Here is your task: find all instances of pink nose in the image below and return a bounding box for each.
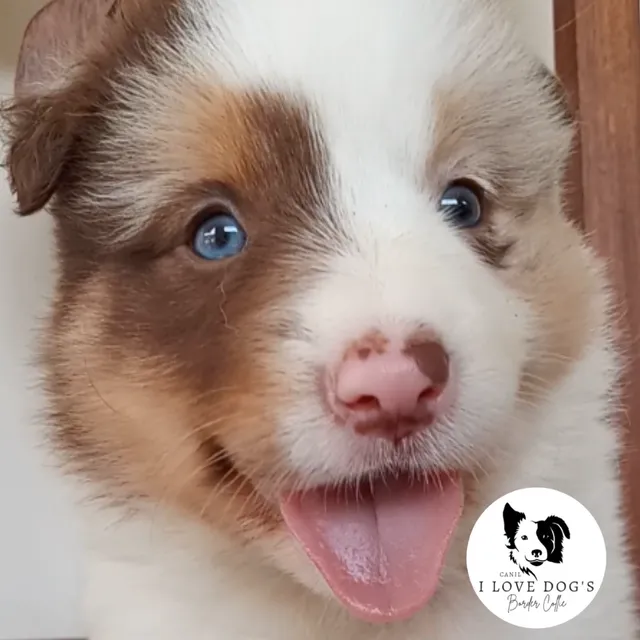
[328,335,450,442]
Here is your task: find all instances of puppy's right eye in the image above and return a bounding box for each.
[192,211,247,261]
[521,535,528,540]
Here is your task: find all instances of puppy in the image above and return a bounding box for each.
[2,0,637,638]
[503,503,570,578]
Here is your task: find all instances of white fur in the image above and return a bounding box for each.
[25,0,638,638]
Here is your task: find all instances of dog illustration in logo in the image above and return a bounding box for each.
[503,503,571,579]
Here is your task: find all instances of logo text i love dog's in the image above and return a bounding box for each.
[466,488,606,629]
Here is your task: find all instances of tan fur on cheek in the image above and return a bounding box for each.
[45,277,285,535]
[498,204,604,396]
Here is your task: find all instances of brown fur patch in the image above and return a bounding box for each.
[15,0,117,96]
[4,4,333,536]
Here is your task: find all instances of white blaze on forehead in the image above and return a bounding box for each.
[181,0,523,171]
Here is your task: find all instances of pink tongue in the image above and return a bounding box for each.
[280,474,463,624]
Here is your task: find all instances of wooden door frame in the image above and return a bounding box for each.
[554,0,640,589]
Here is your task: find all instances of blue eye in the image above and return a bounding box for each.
[439,182,484,228]
[192,213,247,260]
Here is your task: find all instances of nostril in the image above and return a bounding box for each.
[417,384,441,403]
[346,395,381,412]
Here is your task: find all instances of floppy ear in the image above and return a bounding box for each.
[542,515,570,563]
[2,0,116,216]
[503,503,525,546]
[545,515,570,540]
[4,90,80,216]
[15,0,117,98]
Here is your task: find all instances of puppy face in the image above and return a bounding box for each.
[509,519,550,566]
[3,0,600,624]
[504,503,571,569]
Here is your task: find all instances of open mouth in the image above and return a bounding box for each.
[280,471,464,624]
[527,559,545,566]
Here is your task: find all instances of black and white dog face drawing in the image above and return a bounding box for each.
[503,503,571,579]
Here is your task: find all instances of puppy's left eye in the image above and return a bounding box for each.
[521,535,528,540]
[192,212,247,261]
[439,181,484,228]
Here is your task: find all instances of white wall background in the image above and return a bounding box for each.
[0,64,85,639]
[0,2,554,638]
[510,0,555,69]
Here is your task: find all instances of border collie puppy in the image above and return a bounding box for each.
[2,0,637,638]
[503,503,571,578]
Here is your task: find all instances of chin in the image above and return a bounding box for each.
[2,0,638,638]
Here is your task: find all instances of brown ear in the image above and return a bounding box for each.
[15,0,118,97]
[3,90,83,216]
[3,0,117,216]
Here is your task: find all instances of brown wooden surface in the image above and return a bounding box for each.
[553,1,584,228]
[555,0,640,593]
